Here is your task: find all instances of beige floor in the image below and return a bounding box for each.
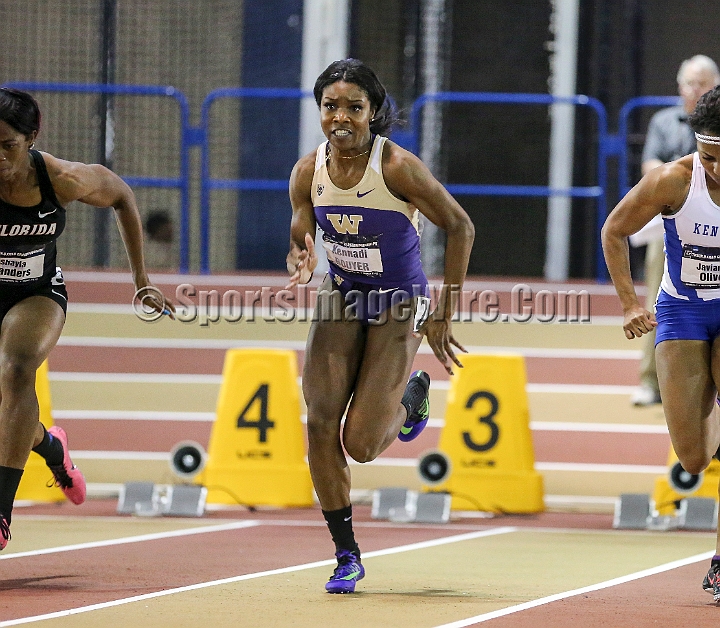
[8,516,712,628]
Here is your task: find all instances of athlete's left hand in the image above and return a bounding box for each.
[414,316,467,375]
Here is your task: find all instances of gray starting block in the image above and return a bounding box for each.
[372,488,451,524]
[163,485,208,517]
[613,493,651,529]
[680,497,718,531]
[413,492,452,524]
[117,482,157,515]
[371,488,413,520]
[117,483,207,517]
[614,493,718,531]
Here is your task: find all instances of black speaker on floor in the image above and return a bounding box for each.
[169,441,207,481]
[418,450,451,486]
[668,461,703,494]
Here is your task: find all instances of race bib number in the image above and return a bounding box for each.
[681,244,720,288]
[322,237,383,275]
[0,250,45,282]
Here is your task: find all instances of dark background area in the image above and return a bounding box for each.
[351,0,720,279]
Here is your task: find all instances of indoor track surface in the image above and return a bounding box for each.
[1,271,717,627]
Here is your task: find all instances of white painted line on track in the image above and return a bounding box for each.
[46,371,637,395]
[64,451,668,474]
[526,383,635,394]
[53,410,216,422]
[534,462,667,474]
[430,550,714,627]
[49,372,223,384]
[0,526,516,626]
[0,520,260,562]
[51,411,667,436]
[73,451,169,460]
[346,457,667,474]
[62,269,627,294]
[530,421,668,434]
[57,335,639,359]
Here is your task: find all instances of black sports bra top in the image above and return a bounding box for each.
[0,150,66,285]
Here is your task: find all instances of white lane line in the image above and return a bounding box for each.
[530,421,668,434]
[345,458,667,474]
[62,270,627,295]
[0,520,260,562]
[431,550,714,628]
[64,452,668,474]
[526,383,634,394]
[53,410,216,422]
[49,373,223,384]
[73,451,169,460]
[0,526,516,626]
[57,335,638,359]
[534,462,667,474]
[46,372,636,395]
[51,411,667,436]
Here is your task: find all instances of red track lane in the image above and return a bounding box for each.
[62,272,625,317]
[482,562,715,627]
[56,419,669,467]
[49,346,640,387]
[0,516,487,623]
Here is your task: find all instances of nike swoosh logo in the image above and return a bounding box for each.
[343,516,352,521]
[38,208,57,218]
[356,189,374,198]
[377,287,398,294]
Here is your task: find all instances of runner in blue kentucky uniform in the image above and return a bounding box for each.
[286,60,474,594]
[603,84,720,603]
[0,88,174,552]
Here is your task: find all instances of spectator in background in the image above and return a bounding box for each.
[630,54,720,406]
[144,210,175,270]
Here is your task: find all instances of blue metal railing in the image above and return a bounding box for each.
[1,81,193,273]
[617,96,682,198]
[409,92,610,279]
[4,83,647,280]
[199,87,313,274]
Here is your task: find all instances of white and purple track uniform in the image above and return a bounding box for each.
[311,135,428,322]
[656,152,720,343]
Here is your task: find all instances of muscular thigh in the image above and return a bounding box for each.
[345,299,423,434]
[656,339,715,451]
[302,277,366,424]
[0,296,65,366]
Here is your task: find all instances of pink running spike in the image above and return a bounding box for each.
[47,426,86,505]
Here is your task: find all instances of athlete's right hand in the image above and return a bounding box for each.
[622,305,657,339]
[285,233,318,289]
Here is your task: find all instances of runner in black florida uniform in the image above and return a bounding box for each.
[0,88,174,550]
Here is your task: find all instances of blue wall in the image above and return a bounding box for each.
[237,1,303,269]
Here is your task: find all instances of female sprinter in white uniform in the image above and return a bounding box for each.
[286,59,474,593]
[603,84,720,603]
